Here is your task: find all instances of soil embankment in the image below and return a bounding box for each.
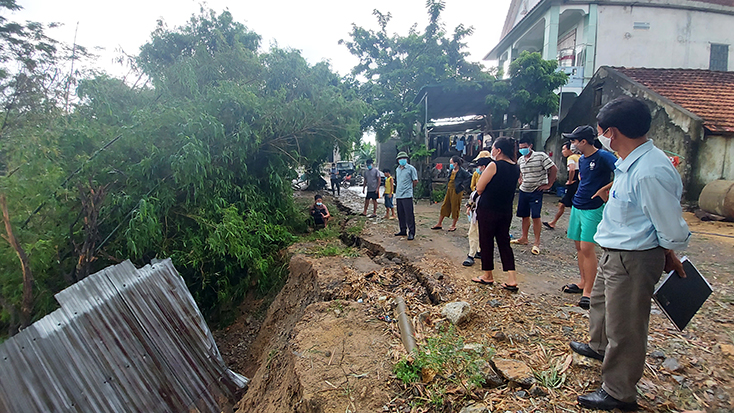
[220,188,734,412]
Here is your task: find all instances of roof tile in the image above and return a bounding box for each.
[614,67,734,133]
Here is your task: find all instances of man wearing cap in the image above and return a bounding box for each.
[562,125,617,310]
[571,97,690,411]
[394,151,418,240]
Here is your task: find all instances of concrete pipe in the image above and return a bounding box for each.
[698,180,734,220]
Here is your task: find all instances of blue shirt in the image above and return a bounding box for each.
[395,164,418,199]
[573,149,617,210]
[594,140,690,251]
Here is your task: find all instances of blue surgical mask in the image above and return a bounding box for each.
[449,163,455,170]
[398,159,407,166]
[367,165,373,170]
[316,202,322,206]
[519,148,530,156]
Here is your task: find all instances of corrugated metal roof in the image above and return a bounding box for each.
[0,259,248,413]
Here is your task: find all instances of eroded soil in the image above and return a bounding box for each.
[217,187,734,412]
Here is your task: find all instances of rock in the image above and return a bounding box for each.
[492,358,536,388]
[649,350,666,359]
[721,343,734,357]
[442,301,471,325]
[489,299,502,308]
[476,360,504,389]
[704,380,716,388]
[515,390,528,398]
[529,384,548,397]
[493,331,507,341]
[662,357,684,372]
[462,343,484,353]
[650,308,662,315]
[434,272,444,280]
[562,326,573,334]
[458,404,489,413]
[672,375,685,384]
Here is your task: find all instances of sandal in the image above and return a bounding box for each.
[471,277,494,285]
[542,222,555,230]
[463,256,475,266]
[510,239,528,245]
[578,296,590,310]
[447,227,457,232]
[531,246,541,255]
[431,225,443,230]
[501,283,519,292]
[562,284,583,294]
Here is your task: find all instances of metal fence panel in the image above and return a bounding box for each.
[0,259,247,413]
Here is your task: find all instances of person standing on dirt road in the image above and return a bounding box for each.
[570,97,690,411]
[561,125,617,310]
[543,141,580,230]
[431,156,472,232]
[361,159,381,218]
[394,152,418,241]
[471,137,521,292]
[329,163,340,196]
[512,136,557,256]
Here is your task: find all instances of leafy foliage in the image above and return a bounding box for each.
[341,0,494,143]
[506,51,568,125]
[0,8,366,334]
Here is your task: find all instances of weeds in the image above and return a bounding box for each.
[312,243,359,258]
[393,326,493,407]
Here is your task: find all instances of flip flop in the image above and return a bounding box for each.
[447,227,457,232]
[562,284,584,294]
[510,239,528,245]
[542,222,555,230]
[578,296,590,310]
[501,283,519,292]
[531,246,541,255]
[431,225,443,230]
[471,277,494,285]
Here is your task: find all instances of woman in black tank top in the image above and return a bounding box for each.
[471,137,521,292]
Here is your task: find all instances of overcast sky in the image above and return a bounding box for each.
[12,0,513,78]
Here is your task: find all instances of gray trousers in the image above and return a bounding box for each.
[589,247,665,403]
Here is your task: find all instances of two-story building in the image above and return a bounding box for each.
[485,0,734,143]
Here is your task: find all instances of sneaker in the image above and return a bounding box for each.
[462,256,475,266]
[407,234,415,240]
[394,232,407,236]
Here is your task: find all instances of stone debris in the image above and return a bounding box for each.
[441,301,471,325]
[458,404,489,413]
[492,358,536,388]
[662,357,684,372]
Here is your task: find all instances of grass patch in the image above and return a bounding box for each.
[302,226,340,241]
[312,243,359,258]
[393,326,493,408]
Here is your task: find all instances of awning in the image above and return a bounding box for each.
[413,82,495,120]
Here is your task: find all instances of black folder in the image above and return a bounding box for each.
[653,257,712,331]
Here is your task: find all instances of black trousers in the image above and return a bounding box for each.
[330,178,340,195]
[477,209,515,271]
[396,198,415,236]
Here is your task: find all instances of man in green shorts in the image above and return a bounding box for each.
[562,125,617,309]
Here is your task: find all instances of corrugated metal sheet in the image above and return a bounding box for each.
[0,259,248,413]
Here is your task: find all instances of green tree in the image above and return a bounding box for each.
[505,51,568,125]
[341,0,494,143]
[0,8,368,335]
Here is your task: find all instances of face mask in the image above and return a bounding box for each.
[398,159,407,166]
[449,163,455,170]
[316,202,322,206]
[519,148,530,156]
[570,144,578,153]
[478,166,485,173]
[367,165,373,170]
[597,133,613,152]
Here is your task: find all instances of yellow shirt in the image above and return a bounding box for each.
[384,176,394,195]
[470,170,481,192]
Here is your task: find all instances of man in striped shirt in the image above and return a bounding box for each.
[512,137,557,255]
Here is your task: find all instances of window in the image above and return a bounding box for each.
[710,44,729,71]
